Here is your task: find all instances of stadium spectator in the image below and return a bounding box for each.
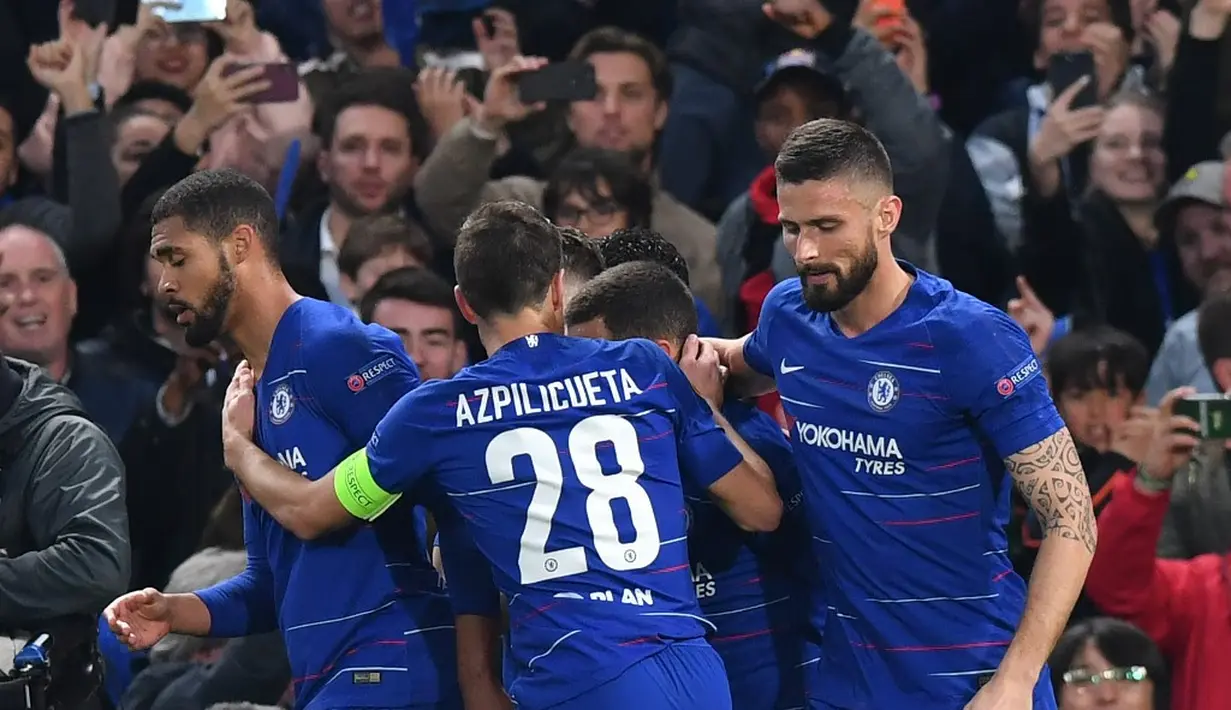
[1145,159,1231,404]
[1048,617,1169,710]
[337,212,434,305]
[0,223,155,443]
[413,26,728,322]
[358,266,468,382]
[280,67,431,305]
[0,344,129,708]
[542,147,653,238]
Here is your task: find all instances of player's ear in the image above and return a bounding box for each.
[454,285,480,325]
[653,339,675,360]
[230,225,255,264]
[876,195,903,238]
[549,270,566,313]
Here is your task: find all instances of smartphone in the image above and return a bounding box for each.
[1047,51,1099,110]
[516,61,598,104]
[1174,395,1231,439]
[146,0,227,24]
[221,63,301,104]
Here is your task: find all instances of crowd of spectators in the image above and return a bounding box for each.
[1,0,1230,708]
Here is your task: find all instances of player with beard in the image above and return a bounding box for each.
[706,119,1096,710]
[103,169,476,710]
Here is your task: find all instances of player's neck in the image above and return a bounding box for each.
[831,259,914,337]
[477,311,557,356]
[230,278,302,376]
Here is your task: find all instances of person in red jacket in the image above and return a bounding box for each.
[1085,386,1229,710]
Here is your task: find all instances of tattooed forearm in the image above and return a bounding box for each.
[1005,428,1097,555]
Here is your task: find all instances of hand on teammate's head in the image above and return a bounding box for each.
[679,334,725,408]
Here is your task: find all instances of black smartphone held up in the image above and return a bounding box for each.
[516,61,598,104]
[220,62,301,104]
[1174,395,1231,440]
[1047,51,1099,110]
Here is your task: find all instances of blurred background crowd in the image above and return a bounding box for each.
[1,0,1230,708]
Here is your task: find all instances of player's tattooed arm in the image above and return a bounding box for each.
[226,437,355,540]
[1004,427,1097,555]
[992,426,1096,691]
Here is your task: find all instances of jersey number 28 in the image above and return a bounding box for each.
[486,414,661,585]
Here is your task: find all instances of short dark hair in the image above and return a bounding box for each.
[566,261,698,346]
[105,102,167,148]
[569,27,672,100]
[542,148,653,229]
[559,226,606,283]
[1198,290,1231,381]
[597,227,689,286]
[337,214,433,280]
[775,118,893,189]
[359,266,464,336]
[1046,325,1150,397]
[1048,617,1169,710]
[314,67,430,161]
[113,79,194,115]
[151,169,279,253]
[454,201,562,319]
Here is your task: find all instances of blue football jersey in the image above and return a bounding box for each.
[341,333,746,709]
[196,299,461,709]
[685,400,814,710]
[743,266,1063,709]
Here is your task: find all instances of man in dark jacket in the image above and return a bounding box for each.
[0,355,129,708]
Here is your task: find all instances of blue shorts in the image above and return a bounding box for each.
[547,640,731,710]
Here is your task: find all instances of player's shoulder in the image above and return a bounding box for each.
[763,278,803,315]
[912,269,1025,349]
[598,336,672,366]
[291,298,405,363]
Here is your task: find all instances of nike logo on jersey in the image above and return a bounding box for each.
[780,359,805,374]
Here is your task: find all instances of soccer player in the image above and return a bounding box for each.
[565,260,816,710]
[596,227,723,337]
[707,120,1097,710]
[558,226,607,301]
[215,200,785,710]
[102,170,469,709]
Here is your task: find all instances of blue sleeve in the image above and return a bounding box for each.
[935,305,1065,458]
[364,389,436,495]
[694,297,722,337]
[194,497,279,637]
[303,323,421,447]
[743,279,795,377]
[433,500,501,617]
[643,343,744,490]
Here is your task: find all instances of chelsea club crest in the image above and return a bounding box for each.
[866,370,900,413]
[269,383,295,425]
